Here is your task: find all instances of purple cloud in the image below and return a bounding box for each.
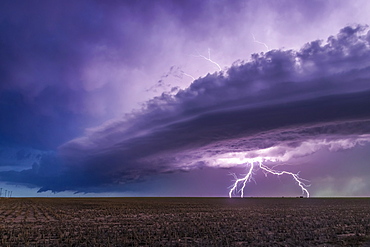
[2,25,369,193]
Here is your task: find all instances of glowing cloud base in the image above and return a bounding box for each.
[209,136,370,198]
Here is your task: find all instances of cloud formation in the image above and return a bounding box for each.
[1,25,370,193]
[2,0,370,151]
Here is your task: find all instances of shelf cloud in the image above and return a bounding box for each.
[2,25,370,193]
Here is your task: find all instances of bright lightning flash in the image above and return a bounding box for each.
[221,136,370,198]
[228,159,310,198]
[195,48,222,71]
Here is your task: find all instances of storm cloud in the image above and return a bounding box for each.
[2,25,369,193]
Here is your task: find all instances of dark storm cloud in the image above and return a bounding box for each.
[0,0,356,150]
[0,1,116,148]
[64,24,370,151]
[2,25,369,192]
[0,0,234,149]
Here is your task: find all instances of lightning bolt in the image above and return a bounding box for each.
[252,33,269,51]
[229,163,255,198]
[229,160,310,198]
[195,48,222,71]
[182,71,196,81]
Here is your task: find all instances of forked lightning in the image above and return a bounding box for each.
[229,160,310,198]
[196,48,222,71]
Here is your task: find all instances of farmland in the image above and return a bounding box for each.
[0,197,369,246]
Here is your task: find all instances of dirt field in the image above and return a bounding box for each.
[0,197,369,246]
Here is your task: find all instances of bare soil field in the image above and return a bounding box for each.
[0,197,369,246]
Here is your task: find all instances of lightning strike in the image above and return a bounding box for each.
[182,71,196,81]
[252,33,269,51]
[221,137,370,198]
[195,48,222,71]
[229,160,310,198]
[259,163,310,197]
[228,162,255,198]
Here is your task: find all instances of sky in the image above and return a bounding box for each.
[1,0,370,197]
